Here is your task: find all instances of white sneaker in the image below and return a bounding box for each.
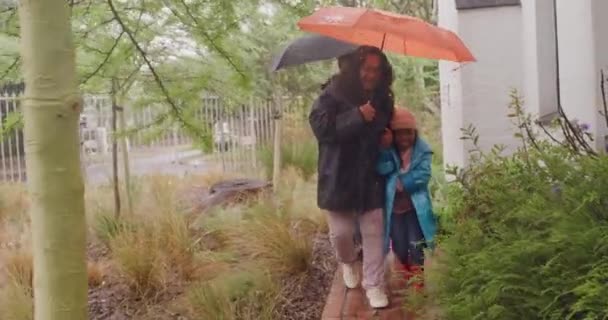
[366,287,389,309]
[342,263,360,289]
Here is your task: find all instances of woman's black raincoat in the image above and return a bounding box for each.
[309,79,393,213]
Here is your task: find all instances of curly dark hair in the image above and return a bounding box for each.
[323,46,394,106]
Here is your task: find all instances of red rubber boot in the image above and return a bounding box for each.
[392,259,410,290]
[409,265,425,292]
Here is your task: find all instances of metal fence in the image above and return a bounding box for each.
[0,88,287,183]
[0,91,25,182]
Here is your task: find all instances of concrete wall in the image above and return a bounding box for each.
[521,0,558,118]
[439,0,608,169]
[439,1,524,168]
[459,6,524,156]
[555,1,597,138]
[438,0,466,168]
[591,0,608,151]
[555,0,608,151]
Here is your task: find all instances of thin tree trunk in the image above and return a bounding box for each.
[18,1,88,319]
[118,105,133,215]
[111,78,121,218]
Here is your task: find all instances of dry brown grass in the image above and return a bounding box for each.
[0,185,33,320]
[0,184,29,225]
[219,191,317,277]
[0,170,330,320]
[188,268,278,320]
[87,261,105,288]
[229,212,313,276]
[3,248,33,289]
[106,175,205,296]
[147,175,179,213]
[110,225,164,295]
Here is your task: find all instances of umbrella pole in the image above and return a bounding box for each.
[380,33,386,50]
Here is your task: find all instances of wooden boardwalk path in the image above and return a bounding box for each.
[321,253,440,320]
[321,267,409,320]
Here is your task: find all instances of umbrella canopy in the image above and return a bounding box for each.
[270,34,358,72]
[297,7,475,62]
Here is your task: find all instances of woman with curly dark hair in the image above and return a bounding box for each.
[309,45,394,308]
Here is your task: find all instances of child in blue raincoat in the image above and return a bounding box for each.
[377,107,437,290]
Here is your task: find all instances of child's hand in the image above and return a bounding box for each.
[396,179,404,192]
[380,128,392,148]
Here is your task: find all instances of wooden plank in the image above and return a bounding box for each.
[321,269,346,319]
[322,266,407,320]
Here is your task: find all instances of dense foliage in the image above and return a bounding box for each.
[1,0,440,141]
[434,103,608,319]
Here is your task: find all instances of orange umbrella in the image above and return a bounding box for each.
[297,6,475,62]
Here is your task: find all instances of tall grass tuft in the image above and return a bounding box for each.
[93,213,132,246]
[154,209,197,280]
[226,198,314,277]
[108,174,200,294]
[110,227,163,295]
[148,175,178,213]
[109,213,199,295]
[110,194,199,294]
[188,269,277,320]
[3,249,33,289]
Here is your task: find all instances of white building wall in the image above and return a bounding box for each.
[438,0,466,168]
[439,0,608,169]
[555,0,597,139]
[440,0,608,168]
[522,0,558,118]
[591,0,608,151]
[458,7,524,156]
[439,3,524,168]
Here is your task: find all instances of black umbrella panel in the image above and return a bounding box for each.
[270,34,358,72]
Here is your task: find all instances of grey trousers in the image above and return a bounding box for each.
[326,208,385,290]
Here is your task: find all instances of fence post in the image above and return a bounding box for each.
[272,95,283,189]
[79,117,87,185]
[249,100,257,171]
[0,93,6,181]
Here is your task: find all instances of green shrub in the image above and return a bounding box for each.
[433,141,608,319]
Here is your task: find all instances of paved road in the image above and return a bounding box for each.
[84,149,217,185]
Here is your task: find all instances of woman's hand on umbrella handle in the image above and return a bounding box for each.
[359,101,375,122]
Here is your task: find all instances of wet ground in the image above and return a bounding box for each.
[83,148,218,185]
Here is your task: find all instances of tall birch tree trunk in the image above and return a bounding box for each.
[18,1,88,319]
[111,79,121,218]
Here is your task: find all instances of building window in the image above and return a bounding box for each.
[455,0,521,10]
